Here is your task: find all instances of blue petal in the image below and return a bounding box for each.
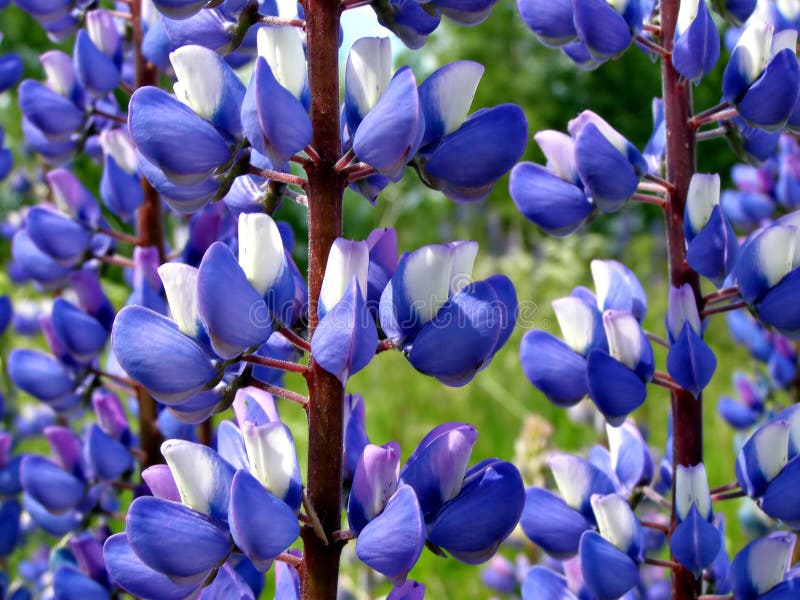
[0,500,21,556]
[86,424,133,481]
[8,349,74,403]
[670,504,722,576]
[572,0,633,61]
[356,486,425,581]
[241,57,312,167]
[672,0,720,83]
[516,0,576,47]
[519,487,591,558]
[52,299,108,362]
[311,279,378,384]
[141,465,181,502]
[0,53,23,93]
[215,421,250,472]
[521,566,578,600]
[762,578,800,600]
[18,80,83,140]
[353,66,421,181]
[151,0,209,19]
[401,423,476,516]
[100,154,143,219]
[74,30,119,96]
[197,241,272,359]
[574,122,638,212]
[25,206,91,265]
[200,564,256,600]
[126,496,231,578]
[229,469,300,570]
[53,567,109,600]
[128,86,231,185]
[718,396,759,429]
[666,322,717,398]
[348,442,401,533]
[579,531,640,600]
[111,305,219,404]
[387,580,426,600]
[686,205,738,287]
[586,349,647,426]
[757,267,800,338]
[519,330,588,407]
[103,534,201,600]
[22,493,80,536]
[510,162,593,236]
[274,558,300,600]
[407,280,503,386]
[761,456,800,527]
[20,455,84,512]
[738,49,800,132]
[427,459,524,564]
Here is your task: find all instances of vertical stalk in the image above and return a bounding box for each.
[300,0,347,597]
[660,1,703,599]
[131,0,165,470]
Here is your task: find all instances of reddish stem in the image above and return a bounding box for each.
[249,166,308,189]
[632,193,667,208]
[661,2,703,598]
[701,300,747,318]
[646,557,681,569]
[96,254,136,269]
[279,326,312,353]
[248,379,310,409]
[241,354,310,376]
[709,482,740,494]
[702,286,740,306]
[711,490,746,502]
[96,226,141,245]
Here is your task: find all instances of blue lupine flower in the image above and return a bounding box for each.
[510,130,594,236]
[8,349,75,406]
[673,0,720,83]
[0,296,11,337]
[379,241,517,386]
[666,284,717,397]
[722,22,800,131]
[521,260,652,424]
[18,79,84,143]
[73,27,119,97]
[311,238,378,383]
[99,128,143,219]
[644,100,666,173]
[516,0,576,48]
[731,532,798,599]
[710,0,756,25]
[670,464,721,576]
[568,111,647,213]
[50,298,108,363]
[718,372,767,429]
[415,61,528,201]
[521,566,577,600]
[347,442,401,534]
[572,0,647,63]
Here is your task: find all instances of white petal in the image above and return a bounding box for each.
[756,225,797,288]
[257,27,306,100]
[548,453,591,511]
[771,29,797,57]
[590,493,637,552]
[676,0,700,36]
[686,173,720,233]
[603,310,642,370]
[99,129,138,174]
[754,419,790,483]
[426,61,484,136]
[40,51,75,97]
[319,238,370,311]
[777,0,800,21]
[553,296,596,354]
[238,213,286,296]
[675,463,710,521]
[534,130,577,182]
[170,45,226,123]
[161,440,230,517]
[568,110,627,155]
[448,241,478,295]
[346,37,392,117]
[735,22,774,84]
[748,534,796,594]
[242,421,299,501]
[158,263,200,336]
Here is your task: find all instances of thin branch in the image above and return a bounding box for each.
[107,9,132,20]
[344,165,376,183]
[118,80,134,95]
[652,371,683,392]
[645,557,681,570]
[248,380,309,409]
[643,172,675,192]
[689,102,731,128]
[258,15,306,28]
[696,126,728,142]
[96,254,136,268]
[376,339,395,354]
[643,23,661,35]
[91,108,127,124]
[641,487,671,509]
[96,226,140,245]
[340,0,371,9]
[645,331,671,349]
[701,300,748,319]
[241,354,310,376]
[709,482,740,495]
[279,326,311,353]
[333,148,356,172]
[303,489,329,545]
[331,529,356,543]
[637,181,669,195]
[304,145,321,164]
[91,367,140,389]
[702,286,740,306]
[636,34,670,58]
[249,166,308,189]
[632,192,667,208]
[699,596,734,599]
[290,154,311,168]
[641,520,670,534]
[276,552,303,567]
[129,447,147,463]
[711,489,746,502]
[689,107,738,129]
[112,480,138,491]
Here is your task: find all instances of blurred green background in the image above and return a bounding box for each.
[0,1,774,597]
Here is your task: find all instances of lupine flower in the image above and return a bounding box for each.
[722,22,800,131]
[673,0,720,83]
[717,371,767,429]
[379,241,517,386]
[731,532,800,598]
[670,464,721,576]
[99,129,143,219]
[666,284,717,397]
[521,260,652,425]
[710,0,757,25]
[311,238,377,384]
